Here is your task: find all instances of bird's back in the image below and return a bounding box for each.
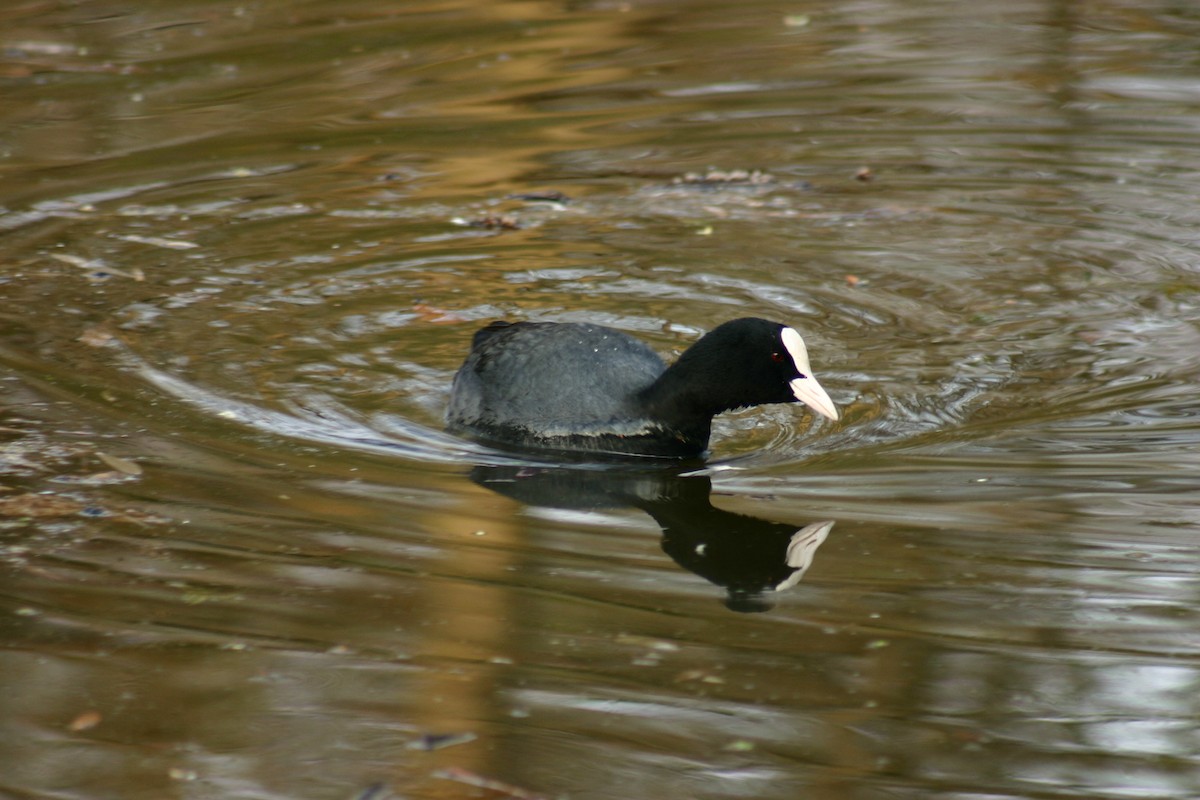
[446,321,667,441]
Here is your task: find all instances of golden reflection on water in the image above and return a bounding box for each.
[3,0,1200,798]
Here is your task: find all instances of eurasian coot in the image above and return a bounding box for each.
[446,317,838,457]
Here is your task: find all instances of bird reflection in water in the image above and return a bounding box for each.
[469,464,833,613]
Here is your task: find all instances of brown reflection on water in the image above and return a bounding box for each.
[404,482,523,797]
[4,0,1200,798]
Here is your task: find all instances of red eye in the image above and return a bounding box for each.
[771,352,786,363]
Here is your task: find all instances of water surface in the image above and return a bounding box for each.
[2,1,1199,798]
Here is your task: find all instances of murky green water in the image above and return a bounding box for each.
[3,1,1200,798]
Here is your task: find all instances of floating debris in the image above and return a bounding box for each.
[675,669,725,685]
[615,634,680,652]
[406,731,477,751]
[673,169,775,186]
[7,40,81,57]
[350,783,392,800]
[115,233,200,250]
[50,253,144,281]
[854,166,874,182]
[411,303,465,323]
[0,491,165,524]
[48,253,97,269]
[466,213,520,230]
[51,471,139,487]
[77,327,116,348]
[96,451,143,476]
[433,767,546,800]
[723,739,756,752]
[68,710,102,732]
[507,190,570,204]
[0,492,86,518]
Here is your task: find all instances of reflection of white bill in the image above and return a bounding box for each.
[775,520,835,592]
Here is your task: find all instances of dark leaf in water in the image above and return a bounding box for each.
[508,190,570,204]
[349,782,391,800]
